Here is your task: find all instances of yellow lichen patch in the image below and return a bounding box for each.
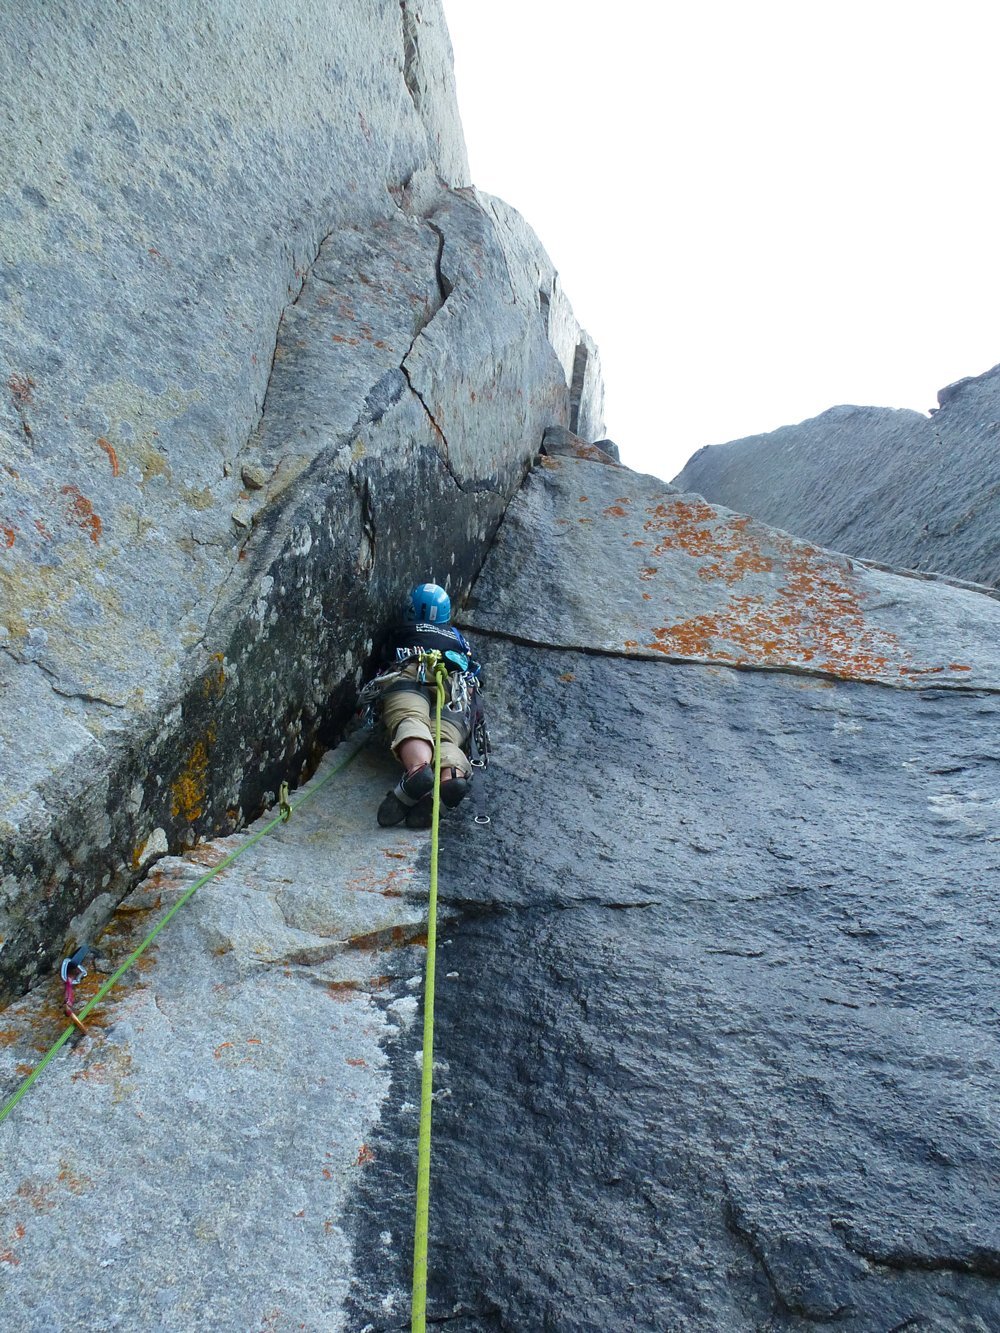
[182,485,214,510]
[170,727,216,822]
[202,652,226,701]
[135,442,171,484]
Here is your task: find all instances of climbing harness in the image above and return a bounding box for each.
[360,641,491,826]
[411,655,447,1333]
[0,732,370,1128]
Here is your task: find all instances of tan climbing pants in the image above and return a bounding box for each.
[380,664,472,778]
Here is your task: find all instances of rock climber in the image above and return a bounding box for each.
[362,581,482,830]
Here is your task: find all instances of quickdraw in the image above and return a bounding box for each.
[60,944,96,1033]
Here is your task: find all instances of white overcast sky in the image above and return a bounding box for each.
[444,1,1000,481]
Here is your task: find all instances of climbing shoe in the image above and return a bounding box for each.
[376,764,435,827]
[376,790,408,827]
[404,795,434,829]
[440,774,469,809]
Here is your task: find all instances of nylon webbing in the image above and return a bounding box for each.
[411,659,447,1332]
[0,732,369,1127]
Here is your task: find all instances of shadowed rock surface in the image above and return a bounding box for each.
[672,365,1000,589]
[0,1,603,1002]
[349,643,1000,1330]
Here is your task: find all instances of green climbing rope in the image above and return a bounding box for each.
[0,732,370,1127]
[411,658,448,1332]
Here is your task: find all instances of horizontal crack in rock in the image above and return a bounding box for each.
[832,1219,1000,1280]
[461,624,1000,695]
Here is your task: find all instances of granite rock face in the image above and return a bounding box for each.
[468,455,1000,691]
[2,455,998,1328]
[0,1,603,1002]
[0,738,436,1330]
[350,458,1000,1328]
[672,364,1000,589]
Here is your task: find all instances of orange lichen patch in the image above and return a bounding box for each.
[623,639,638,650]
[33,518,51,540]
[699,548,774,585]
[57,1164,91,1195]
[170,728,215,822]
[0,1249,20,1266]
[646,543,908,680]
[949,663,972,671]
[97,437,120,475]
[331,334,360,346]
[644,497,720,559]
[558,672,576,682]
[578,495,589,502]
[642,593,652,601]
[603,504,628,518]
[7,373,34,406]
[345,860,415,899]
[346,1057,367,1067]
[59,485,102,544]
[326,981,361,1001]
[578,517,593,524]
[1,525,14,548]
[182,837,226,869]
[632,540,646,547]
[639,567,658,581]
[356,1144,375,1166]
[567,441,618,463]
[15,1180,56,1213]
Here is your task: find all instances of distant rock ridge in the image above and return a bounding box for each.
[672,362,1000,588]
[0,1,603,1003]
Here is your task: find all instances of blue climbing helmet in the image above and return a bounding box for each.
[403,581,451,625]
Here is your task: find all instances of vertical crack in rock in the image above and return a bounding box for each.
[352,470,376,574]
[399,1,422,112]
[427,219,452,302]
[569,341,589,435]
[538,285,551,334]
[252,229,333,439]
